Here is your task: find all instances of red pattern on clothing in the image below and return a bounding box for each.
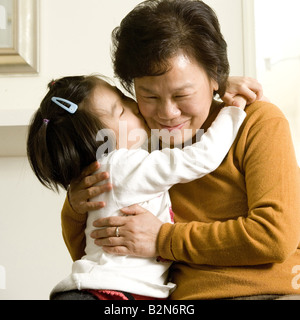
[88,289,166,300]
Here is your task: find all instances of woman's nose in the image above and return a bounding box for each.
[157,99,181,120]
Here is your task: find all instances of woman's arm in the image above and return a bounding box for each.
[61,196,87,261]
[61,161,112,260]
[159,108,300,265]
[68,162,112,215]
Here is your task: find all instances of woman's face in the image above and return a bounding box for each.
[134,54,218,146]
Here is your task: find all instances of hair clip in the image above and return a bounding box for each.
[51,97,78,114]
[43,119,50,124]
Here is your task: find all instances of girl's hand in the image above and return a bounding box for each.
[68,161,112,214]
[223,76,264,107]
[90,204,163,258]
[228,95,247,110]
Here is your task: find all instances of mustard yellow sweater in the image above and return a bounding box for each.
[61,101,300,300]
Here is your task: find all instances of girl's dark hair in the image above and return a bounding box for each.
[112,0,229,97]
[27,75,106,192]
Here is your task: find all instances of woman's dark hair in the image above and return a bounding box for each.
[27,75,106,192]
[112,0,229,97]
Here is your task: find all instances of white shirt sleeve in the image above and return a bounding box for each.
[105,106,246,205]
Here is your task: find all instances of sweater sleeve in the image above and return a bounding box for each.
[158,109,300,266]
[61,195,87,261]
[113,107,246,206]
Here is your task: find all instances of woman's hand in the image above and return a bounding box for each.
[223,76,264,107]
[68,161,112,215]
[90,204,163,258]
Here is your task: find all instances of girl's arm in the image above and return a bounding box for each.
[223,76,264,107]
[110,106,246,207]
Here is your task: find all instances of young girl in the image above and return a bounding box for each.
[27,75,246,300]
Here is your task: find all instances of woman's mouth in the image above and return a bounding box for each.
[159,121,188,132]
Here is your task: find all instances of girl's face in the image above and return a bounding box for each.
[134,54,218,146]
[89,80,149,149]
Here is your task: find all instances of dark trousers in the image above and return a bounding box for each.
[50,290,98,300]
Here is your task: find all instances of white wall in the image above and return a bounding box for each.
[254,0,300,164]
[0,158,69,299]
[0,0,245,300]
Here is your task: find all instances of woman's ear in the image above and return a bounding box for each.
[212,78,219,92]
[211,78,219,93]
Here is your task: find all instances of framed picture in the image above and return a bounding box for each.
[0,0,39,74]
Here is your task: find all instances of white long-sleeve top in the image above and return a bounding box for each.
[51,106,246,298]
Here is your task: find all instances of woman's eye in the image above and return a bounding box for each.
[145,96,157,100]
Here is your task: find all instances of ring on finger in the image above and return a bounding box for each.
[115,226,120,237]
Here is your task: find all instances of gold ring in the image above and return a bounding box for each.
[115,226,120,237]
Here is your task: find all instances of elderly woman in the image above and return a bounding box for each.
[61,0,300,300]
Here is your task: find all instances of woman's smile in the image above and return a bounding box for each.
[157,120,189,132]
